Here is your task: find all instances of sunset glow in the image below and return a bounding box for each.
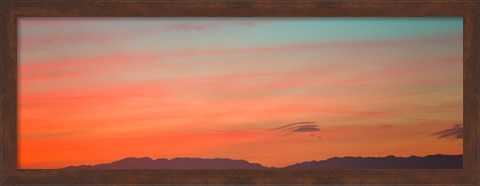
[19,18,463,169]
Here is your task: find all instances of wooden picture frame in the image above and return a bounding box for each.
[1,1,478,185]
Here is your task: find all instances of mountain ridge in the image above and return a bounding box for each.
[64,157,266,169]
[63,154,462,169]
[285,154,462,169]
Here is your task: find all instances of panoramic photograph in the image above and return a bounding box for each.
[18,18,463,169]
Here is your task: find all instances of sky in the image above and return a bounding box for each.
[18,18,463,169]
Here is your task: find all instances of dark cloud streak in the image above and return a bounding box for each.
[272,122,317,131]
[291,127,320,132]
[280,124,318,132]
[273,122,321,134]
[432,123,463,140]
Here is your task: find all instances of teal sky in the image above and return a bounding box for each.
[20,18,462,63]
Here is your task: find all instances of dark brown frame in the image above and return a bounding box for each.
[1,0,479,185]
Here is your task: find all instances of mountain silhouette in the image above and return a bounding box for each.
[285,154,462,169]
[63,154,462,169]
[64,157,266,169]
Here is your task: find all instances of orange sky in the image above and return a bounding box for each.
[18,18,463,169]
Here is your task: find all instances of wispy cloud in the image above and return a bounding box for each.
[290,127,320,133]
[272,122,317,130]
[432,123,463,140]
[273,122,320,134]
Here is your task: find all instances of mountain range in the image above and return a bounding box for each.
[285,154,462,169]
[64,157,265,169]
[64,154,462,169]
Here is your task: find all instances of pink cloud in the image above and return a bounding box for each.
[21,32,461,85]
[334,56,462,86]
[20,21,262,50]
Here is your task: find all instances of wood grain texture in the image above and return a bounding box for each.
[1,1,18,186]
[463,2,480,184]
[0,4,3,186]
[0,0,478,185]
[1,1,473,17]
